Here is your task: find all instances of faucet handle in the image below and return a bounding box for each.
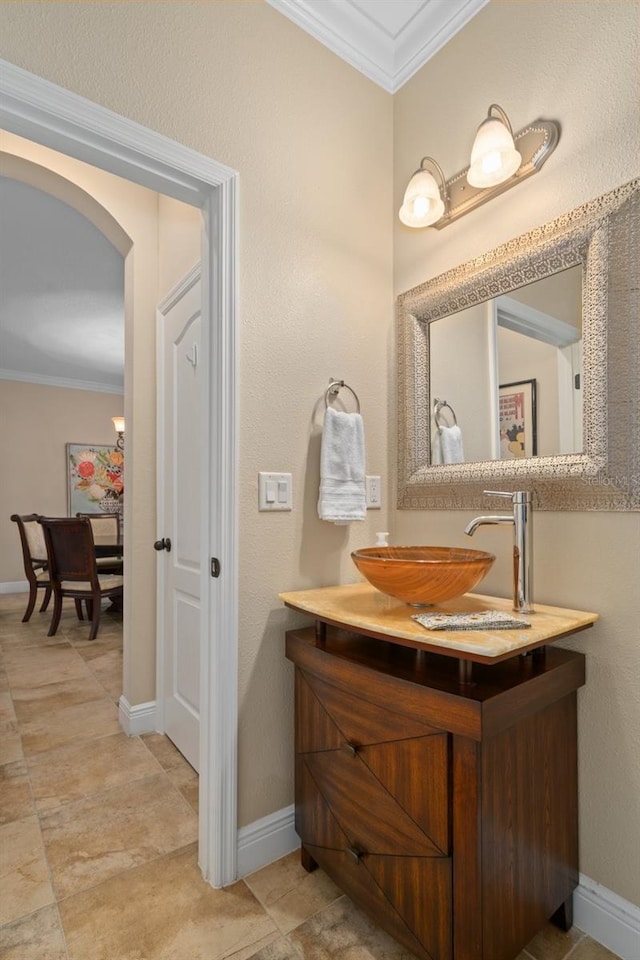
[484,490,533,503]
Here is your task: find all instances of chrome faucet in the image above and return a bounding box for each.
[464,490,534,614]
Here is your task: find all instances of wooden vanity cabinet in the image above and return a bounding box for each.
[286,626,586,960]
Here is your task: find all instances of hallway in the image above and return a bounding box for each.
[0,592,619,960]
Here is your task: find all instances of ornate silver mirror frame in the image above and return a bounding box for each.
[397,179,640,511]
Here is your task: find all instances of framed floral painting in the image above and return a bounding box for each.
[66,443,124,516]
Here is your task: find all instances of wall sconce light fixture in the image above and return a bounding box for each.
[112,416,125,451]
[398,103,559,230]
[467,103,522,188]
[399,157,447,228]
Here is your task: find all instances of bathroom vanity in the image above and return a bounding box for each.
[281,584,597,960]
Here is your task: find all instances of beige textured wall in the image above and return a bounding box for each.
[158,195,201,297]
[497,327,559,457]
[509,266,583,331]
[393,1,640,906]
[0,1,394,826]
[1,381,123,582]
[0,130,160,708]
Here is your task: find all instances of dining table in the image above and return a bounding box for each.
[94,541,124,611]
[94,543,124,559]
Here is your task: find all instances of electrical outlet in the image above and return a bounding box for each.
[366,475,382,508]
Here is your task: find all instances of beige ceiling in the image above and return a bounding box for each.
[0,177,124,394]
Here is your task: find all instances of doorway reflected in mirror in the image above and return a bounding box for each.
[429,265,582,463]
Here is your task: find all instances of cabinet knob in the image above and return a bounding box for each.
[345,846,362,864]
[342,741,358,758]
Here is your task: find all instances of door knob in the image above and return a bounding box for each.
[154,538,172,552]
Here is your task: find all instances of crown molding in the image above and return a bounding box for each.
[0,368,124,395]
[265,0,488,93]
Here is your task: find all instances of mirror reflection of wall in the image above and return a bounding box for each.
[429,265,583,464]
[429,303,496,463]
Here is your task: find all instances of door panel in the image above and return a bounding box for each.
[159,277,201,771]
[174,594,200,712]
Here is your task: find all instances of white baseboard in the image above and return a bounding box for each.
[574,874,640,960]
[237,804,298,878]
[0,581,29,594]
[118,696,158,736]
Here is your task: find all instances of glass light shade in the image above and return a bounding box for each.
[467,116,522,188]
[112,416,125,434]
[399,169,445,228]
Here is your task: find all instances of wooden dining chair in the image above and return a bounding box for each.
[39,517,123,641]
[10,513,52,622]
[76,513,122,574]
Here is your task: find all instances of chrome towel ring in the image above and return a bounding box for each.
[433,398,458,428]
[325,379,361,414]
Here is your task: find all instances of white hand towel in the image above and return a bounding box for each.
[431,430,443,465]
[318,408,366,524]
[432,425,464,465]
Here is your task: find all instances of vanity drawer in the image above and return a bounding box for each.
[303,841,452,960]
[295,668,444,753]
[303,744,449,856]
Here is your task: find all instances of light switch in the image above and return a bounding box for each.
[259,472,293,511]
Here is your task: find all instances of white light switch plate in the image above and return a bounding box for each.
[259,472,292,511]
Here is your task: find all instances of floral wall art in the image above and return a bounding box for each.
[66,443,124,516]
[498,379,538,459]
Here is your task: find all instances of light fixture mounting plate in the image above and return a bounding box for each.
[434,120,559,229]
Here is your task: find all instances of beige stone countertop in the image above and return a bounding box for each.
[279,582,598,663]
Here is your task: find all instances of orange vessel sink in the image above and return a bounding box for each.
[351,545,495,606]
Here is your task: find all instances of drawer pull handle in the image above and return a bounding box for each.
[345,846,362,864]
[342,741,358,757]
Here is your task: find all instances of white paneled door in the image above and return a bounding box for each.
[157,271,202,771]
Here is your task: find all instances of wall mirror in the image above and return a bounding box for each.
[397,179,639,511]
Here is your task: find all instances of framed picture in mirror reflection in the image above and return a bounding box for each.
[498,379,537,459]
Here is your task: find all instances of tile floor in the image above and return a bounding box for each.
[0,591,622,960]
